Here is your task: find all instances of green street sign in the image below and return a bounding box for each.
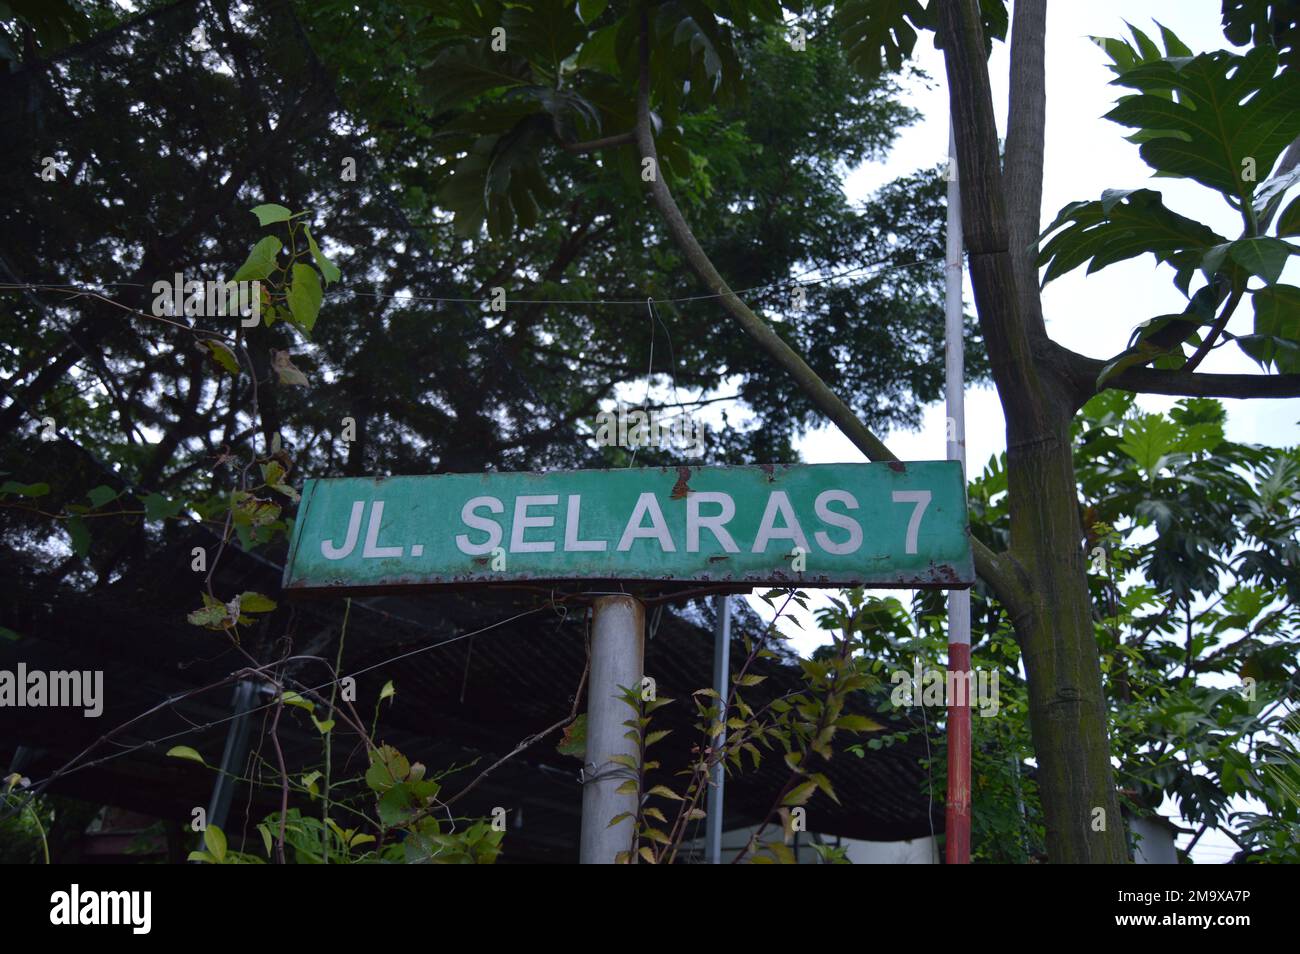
[282,462,973,595]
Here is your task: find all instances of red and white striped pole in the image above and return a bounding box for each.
[944,123,972,864]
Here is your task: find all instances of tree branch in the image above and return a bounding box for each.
[1004,0,1048,339]
[559,131,635,153]
[1182,285,1244,374]
[1047,339,1300,399]
[630,10,1027,617]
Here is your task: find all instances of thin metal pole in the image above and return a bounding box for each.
[705,594,730,863]
[206,678,257,833]
[580,595,645,864]
[944,122,972,865]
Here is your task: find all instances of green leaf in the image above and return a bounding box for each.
[1118,414,1181,481]
[230,490,280,528]
[379,680,396,702]
[835,714,884,732]
[365,744,410,793]
[232,235,282,283]
[1241,284,1300,373]
[187,592,231,629]
[85,484,117,509]
[66,516,90,557]
[418,40,531,113]
[204,824,227,862]
[783,781,818,807]
[577,0,607,25]
[576,21,619,73]
[0,481,50,498]
[1103,44,1300,206]
[1227,237,1293,285]
[835,0,928,75]
[1039,189,1226,291]
[287,263,322,335]
[142,492,183,523]
[765,840,797,864]
[202,339,241,377]
[303,227,340,285]
[250,203,293,226]
[166,745,207,765]
[279,690,314,712]
[556,713,587,758]
[1277,194,1300,237]
[237,591,277,613]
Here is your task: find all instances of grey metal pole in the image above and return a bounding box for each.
[206,678,257,833]
[944,125,971,660]
[705,594,730,863]
[580,595,645,864]
[944,121,973,863]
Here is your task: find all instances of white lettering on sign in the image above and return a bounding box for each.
[444,489,929,556]
[752,491,809,553]
[321,500,364,560]
[511,495,558,553]
[363,501,404,558]
[617,492,675,552]
[456,496,504,555]
[565,495,606,552]
[891,490,931,554]
[813,490,861,555]
[326,487,932,562]
[687,491,739,553]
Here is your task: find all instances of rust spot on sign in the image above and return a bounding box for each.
[888,461,906,472]
[670,465,692,500]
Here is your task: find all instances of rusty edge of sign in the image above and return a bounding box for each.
[281,564,975,600]
[281,477,317,594]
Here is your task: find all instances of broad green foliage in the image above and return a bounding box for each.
[176,690,503,864]
[1040,23,1300,380]
[412,0,783,238]
[234,206,338,337]
[837,395,1299,862]
[594,587,884,864]
[830,0,1007,75]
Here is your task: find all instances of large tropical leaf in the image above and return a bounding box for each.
[1038,188,1227,291]
[833,0,1006,76]
[418,40,532,113]
[1239,283,1300,372]
[1102,40,1300,207]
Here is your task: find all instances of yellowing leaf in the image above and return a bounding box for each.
[167,745,207,765]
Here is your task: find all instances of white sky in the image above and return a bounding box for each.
[753,0,1296,864]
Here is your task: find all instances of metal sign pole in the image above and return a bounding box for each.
[705,594,730,863]
[579,594,645,864]
[944,122,972,865]
[206,677,257,833]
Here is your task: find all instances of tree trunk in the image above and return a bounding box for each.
[1005,401,1127,862]
[937,0,1128,861]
